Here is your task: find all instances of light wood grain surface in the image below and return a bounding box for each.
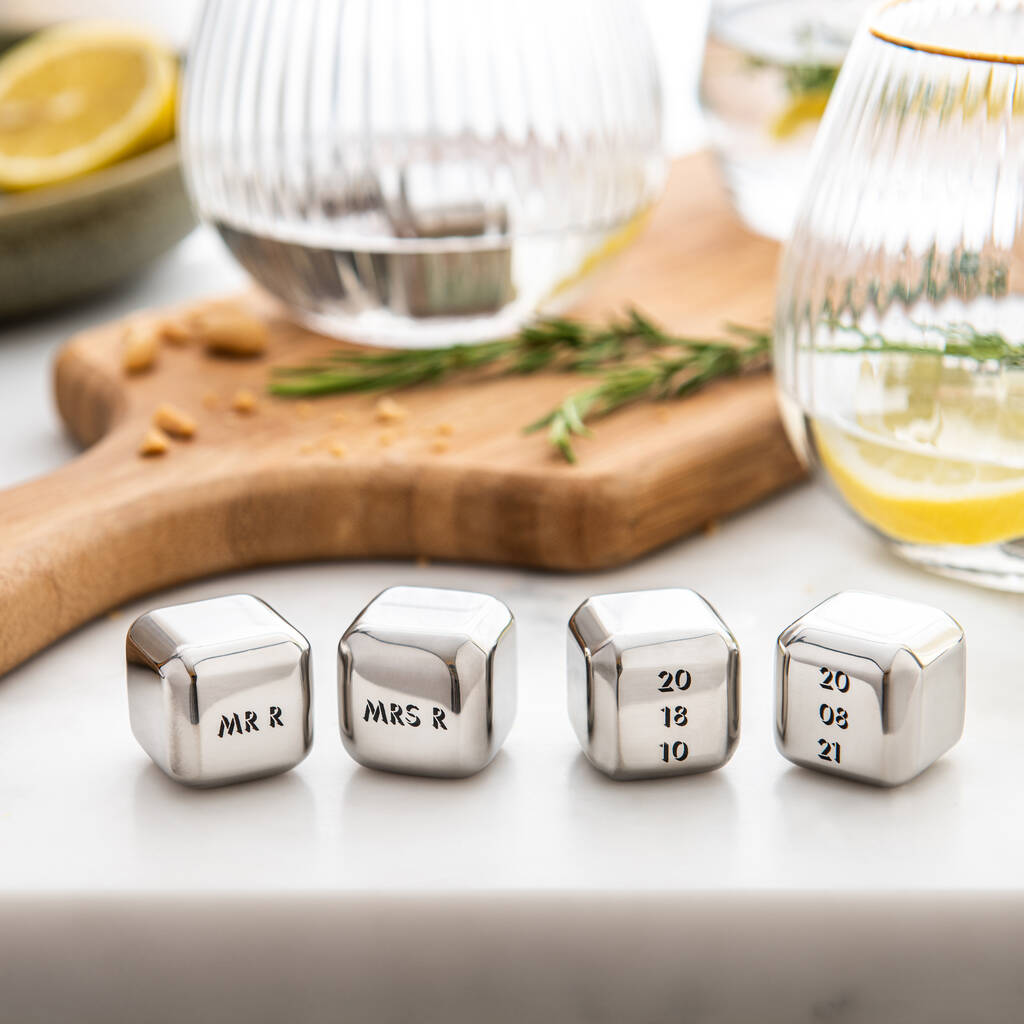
[0,153,804,677]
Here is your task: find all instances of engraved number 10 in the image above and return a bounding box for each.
[660,741,689,762]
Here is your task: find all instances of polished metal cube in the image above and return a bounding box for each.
[775,591,965,786]
[338,586,516,778]
[567,589,740,780]
[126,594,313,787]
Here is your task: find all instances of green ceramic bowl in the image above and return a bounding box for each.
[0,139,196,320]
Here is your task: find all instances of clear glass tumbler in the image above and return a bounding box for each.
[776,0,1024,590]
[700,0,870,240]
[180,0,665,347]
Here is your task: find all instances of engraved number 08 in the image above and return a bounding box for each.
[819,704,849,729]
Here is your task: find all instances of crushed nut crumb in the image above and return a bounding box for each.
[331,411,350,426]
[416,555,431,568]
[655,408,671,423]
[435,422,455,436]
[299,441,316,455]
[138,427,170,456]
[121,323,160,374]
[231,389,258,414]
[703,520,720,537]
[295,401,314,420]
[374,397,408,423]
[193,305,269,358]
[328,441,348,458]
[159,317,192,346]
[430,439,450,454]
[153,402,196,439]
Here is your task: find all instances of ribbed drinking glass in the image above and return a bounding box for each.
[776,0,1024,590]
[700,0,871,240]
[180,0,665,347]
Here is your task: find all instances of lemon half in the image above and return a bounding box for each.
[815,420,1024,547]
[0,21,176,191]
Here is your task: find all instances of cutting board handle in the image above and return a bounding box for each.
[0,439,191,677]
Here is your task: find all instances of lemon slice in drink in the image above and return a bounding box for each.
[814,419,1024,546]
[0,22,176,191]
[769,90,831,140]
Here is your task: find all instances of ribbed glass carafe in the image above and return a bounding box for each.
[181,0,665,347]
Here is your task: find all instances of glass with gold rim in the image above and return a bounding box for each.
[775,0,1024,590]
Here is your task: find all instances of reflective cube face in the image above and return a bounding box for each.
[775,591,965,786]
[568,589,740,780]
[338,586,516,778]
[126,595,313,787]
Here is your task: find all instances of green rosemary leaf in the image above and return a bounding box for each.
[270,310,772,462]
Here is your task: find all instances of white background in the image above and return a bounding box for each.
[4,6,1024,1020]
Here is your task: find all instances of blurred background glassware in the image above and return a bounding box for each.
[700,0,870,240]
[775,0,1024,591]
[181,0,666,348]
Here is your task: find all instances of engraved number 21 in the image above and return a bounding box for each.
[818,739,841,764]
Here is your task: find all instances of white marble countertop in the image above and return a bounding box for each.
[2,227,1024,1024]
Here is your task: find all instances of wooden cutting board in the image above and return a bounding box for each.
[0,153,804,677]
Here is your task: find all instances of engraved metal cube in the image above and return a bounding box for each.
[567,589,740,780]
[775,591,965,786]
[338,586,516,778]
[126,594,313,787]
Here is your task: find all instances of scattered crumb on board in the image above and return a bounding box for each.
[374,397,408,424]
[193,305,269,358]
[138,427,170,456]
[121,323,160,374]
[231,389,258,414]
[153,402,196,439]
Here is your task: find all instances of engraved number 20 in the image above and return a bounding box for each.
[658,669,691,692]
[819,667,850,693]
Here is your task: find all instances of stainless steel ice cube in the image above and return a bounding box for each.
[568,589,740,780]
[338,586,516,778]
[775,591,965,786]
[126,594,313,787]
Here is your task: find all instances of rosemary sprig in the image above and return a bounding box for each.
[745,54,839,99]
[525,327,771,462]
[269,311,771,463]
[830,321,1024,365]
